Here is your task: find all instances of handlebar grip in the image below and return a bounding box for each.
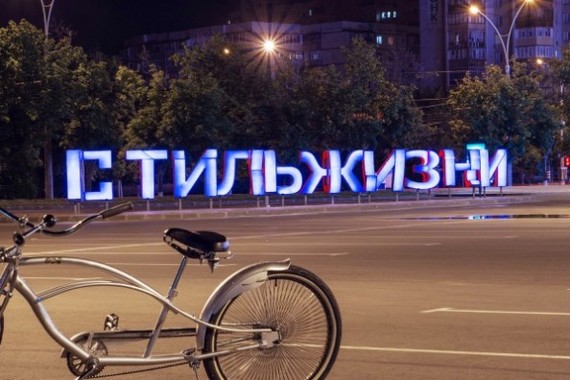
[99,202,134,219]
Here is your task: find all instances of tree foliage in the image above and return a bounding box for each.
[448,63,562,183]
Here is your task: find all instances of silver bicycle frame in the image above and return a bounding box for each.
[7,255,291,369]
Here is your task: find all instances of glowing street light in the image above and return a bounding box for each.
[262,39,276,54]
[469,0,533,79]
[261,38,278,79]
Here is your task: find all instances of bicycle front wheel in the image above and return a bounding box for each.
[203,265,342,380]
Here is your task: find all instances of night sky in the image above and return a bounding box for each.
[1,0,234,54]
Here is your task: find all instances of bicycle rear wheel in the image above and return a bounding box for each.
[203,265,341,380]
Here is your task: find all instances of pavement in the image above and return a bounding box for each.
[2,184,569,223]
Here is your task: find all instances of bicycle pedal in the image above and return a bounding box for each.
[104,313,119,331]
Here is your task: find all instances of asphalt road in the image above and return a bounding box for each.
[2,192,570,379]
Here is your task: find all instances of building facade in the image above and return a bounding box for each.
[420,0,561,93]
[123,0,567,93]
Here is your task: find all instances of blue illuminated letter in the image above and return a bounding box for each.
[376,149,406,191]
[173,150,218,197]
[66,150,113,200]
[217,150,249,196]
[126,150,168,199]
[405,150,440,190]
[300,152,327,194]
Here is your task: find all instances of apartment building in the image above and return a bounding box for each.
[123,0,565,93]
[420,0,559,93]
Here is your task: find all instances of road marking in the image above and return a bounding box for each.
[236,251,350,256]
[421,307,570,316]
[340,345,570,360]
[28,242,163,255]
[26,276,102,281]
[106,262,235,267]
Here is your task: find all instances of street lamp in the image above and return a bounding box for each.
[262,39,276,54]
[261,38,277,79]
[469,0,533,79]
[39,0,57,199]
[39,0,56,38]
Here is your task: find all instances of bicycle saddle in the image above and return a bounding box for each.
[163,228,229,258]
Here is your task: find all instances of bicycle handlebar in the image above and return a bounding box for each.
[0,202,133,262]
[41,202,134,237]
[99,202,135,219]
[0,202,134,240]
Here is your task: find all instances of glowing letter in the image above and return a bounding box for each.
[439,149,456,187]
[300,151,327,194]
[276,167,303,195]
[248,150,264,195]
[66,150,113,200]
[84,151,113,200]
[173,149,218,197]
[322,150,342,193]
[66,150,83,200]
[405,150,440,190]
[218,150,249,196]
[263,150,302,195]
[341,150,365,192]
[489,149,508,186]
[479,149,508,187]
[464,149,482,187]
[126,150,168,199]
[263,150,278,194]
[362,151,377,192]
[376,149,406,191]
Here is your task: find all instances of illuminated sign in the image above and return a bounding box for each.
[66,148,508,200]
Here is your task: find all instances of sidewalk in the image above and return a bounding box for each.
[3,184,567,223]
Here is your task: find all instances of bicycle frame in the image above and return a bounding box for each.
[2,252,291,370]
[0,203,292,378]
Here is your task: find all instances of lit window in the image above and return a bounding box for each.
[376,34,383,45]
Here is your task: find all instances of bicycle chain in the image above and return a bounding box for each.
[85,360,196,379]
[78,332,201,379]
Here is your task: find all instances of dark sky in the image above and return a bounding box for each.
[1,0,234,54]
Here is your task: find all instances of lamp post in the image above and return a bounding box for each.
[40,0,56,38]
[39,0,56,199]
[469,0,532,79]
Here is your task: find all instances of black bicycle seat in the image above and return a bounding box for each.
[164,228,229,255]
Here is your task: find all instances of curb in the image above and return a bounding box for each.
[18,193,536,223]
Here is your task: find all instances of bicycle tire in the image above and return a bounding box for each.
[203,265,342,380]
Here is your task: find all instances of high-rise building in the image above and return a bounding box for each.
[420,0,559,93]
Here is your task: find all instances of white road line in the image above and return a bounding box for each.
[236,251,350,256]
[27,242,163,255]
[26,277,102,281]
[421,307,570,316]
[105,263,235,267]
[340,345,570,360]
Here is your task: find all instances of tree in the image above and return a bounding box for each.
[448,64,562,183]
[552,48,570,168]
[61,58,142,193]
[0,20,86,198]
[0,21,46,197]
[341,36,422,154]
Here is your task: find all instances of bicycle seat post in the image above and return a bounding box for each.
[143,255,189,358]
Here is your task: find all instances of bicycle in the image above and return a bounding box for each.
[0,203,342,379]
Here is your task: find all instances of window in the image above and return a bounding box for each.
[376,10,398,21]
[376,34,383,45]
